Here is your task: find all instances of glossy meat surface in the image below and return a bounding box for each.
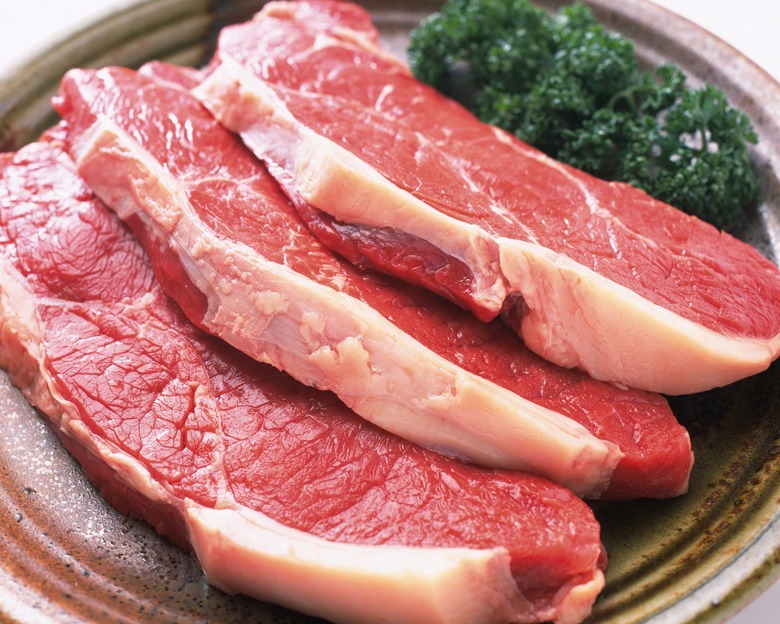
[54,63,693,500]
[0,140,606,624]
[203,0,780,394]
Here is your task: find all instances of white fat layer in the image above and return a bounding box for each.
[0,266,603,624]
[498,238,780,395]
[0,236,604,624]
[195,58,507,315]
[71,117,622,498]
[0,262,43,365]
[0,282,604,624]
[185,503,605,624]
[195,59,780,395]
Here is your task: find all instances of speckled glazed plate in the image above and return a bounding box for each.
[2,1,780,622]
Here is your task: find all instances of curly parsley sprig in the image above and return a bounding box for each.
[408,0,759,230]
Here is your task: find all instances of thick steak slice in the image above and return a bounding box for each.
[198,0,780,395]
[54,63,693,500]
[0,140,607,624]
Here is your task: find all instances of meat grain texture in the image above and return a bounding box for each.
[53,61,692,500]
[198,0,780,395]
[0,140,606,624]
[2,1,777,623]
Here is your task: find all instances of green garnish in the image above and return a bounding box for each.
[408,0,759,230]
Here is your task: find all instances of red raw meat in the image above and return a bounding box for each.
[0,140,606,624]
[200,0,780,395]
[53,63,693,500]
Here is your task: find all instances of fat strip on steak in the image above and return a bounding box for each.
[0,139,608,624]
[53,63,693,500]
[196,0,780,395]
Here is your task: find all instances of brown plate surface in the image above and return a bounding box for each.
[2,1,780,622]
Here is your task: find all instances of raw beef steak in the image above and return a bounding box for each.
[199,0,780,395]
[0,139,607,624]
[54,63,693,500]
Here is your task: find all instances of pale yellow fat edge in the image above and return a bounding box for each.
[174,209,621,498]
[71,117,621,498]
[0,271,604,624]
[498,238,780,395]
[196,59,508,314]
[0,143,607,624]
[194,60,780,395]
[0,283,603,624]
[185,503,605,624]
[292,130,778,395]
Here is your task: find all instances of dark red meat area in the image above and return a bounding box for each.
[292,201,492,321]
[53,65,691,500]
[1,141,604,579]
[215,10,780,342]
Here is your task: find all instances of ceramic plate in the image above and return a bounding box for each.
[2,1,780,622]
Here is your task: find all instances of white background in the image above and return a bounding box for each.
[0,1,779,623]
